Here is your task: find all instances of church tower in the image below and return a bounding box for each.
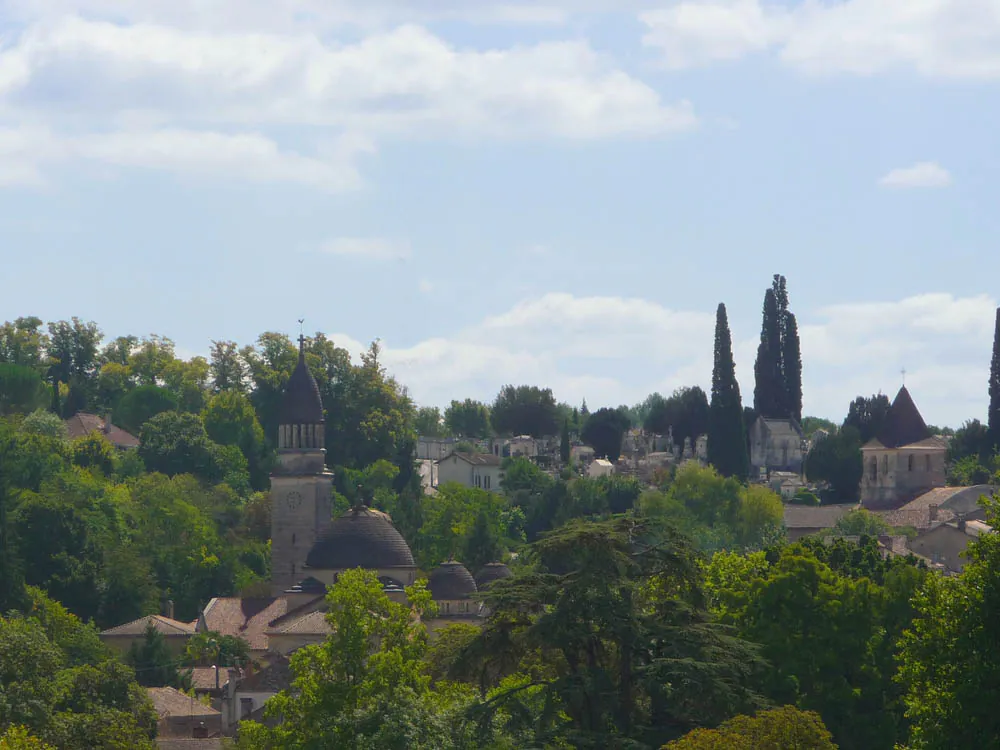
[270,336,333,594]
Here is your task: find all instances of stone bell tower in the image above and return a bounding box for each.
[270,335,333,594]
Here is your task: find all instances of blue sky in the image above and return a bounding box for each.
[1,0,999,427]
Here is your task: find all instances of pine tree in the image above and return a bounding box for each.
[754,288,783,418]
[709,304,749,479]
[989,307,1000,455]
[784,312,802,423]
[560,418,571,464]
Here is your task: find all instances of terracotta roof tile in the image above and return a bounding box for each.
[268,610,331,636]
[783,504,855,529]
[188,667,226,692]
[238,655,293,692]
[147,687,220,719]
[155,740,223,750]
[200,597,290,652]
[64,412,140,448]
[101,615,196,637]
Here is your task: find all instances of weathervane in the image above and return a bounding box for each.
[297,318,305,352]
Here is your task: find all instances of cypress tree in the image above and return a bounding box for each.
[709,303,749,479]
[753,288,783,418]
[784,312,802,423]
[989,307,1000,454]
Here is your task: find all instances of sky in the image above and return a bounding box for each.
[1,0,999,428]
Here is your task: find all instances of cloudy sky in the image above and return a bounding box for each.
[2,0,999,427]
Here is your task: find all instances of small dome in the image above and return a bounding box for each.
[474,562,512,591]
[306,507,415,570]
[428,561,477,601]
[279,345,324,425]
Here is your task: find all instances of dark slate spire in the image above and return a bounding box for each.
[278,335,324,425]
[875,386,931,448]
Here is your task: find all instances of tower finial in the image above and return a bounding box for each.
[297,319,305,359]
[901,367,907,386]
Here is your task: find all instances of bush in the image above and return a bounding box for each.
[789,491,820,506]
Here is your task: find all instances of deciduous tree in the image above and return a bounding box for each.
[444,399,492,438]
[580,406,630,461]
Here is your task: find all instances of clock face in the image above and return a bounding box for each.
[285,491,303,510]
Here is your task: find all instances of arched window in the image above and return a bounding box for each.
[870,458,877,481]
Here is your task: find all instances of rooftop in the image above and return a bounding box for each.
[101,614,196,637]
[278,340,324,425]
[306,506,416,571]
[439,451,502,467]
[872,386,932,449]
[199,597,296,652]
[147,687,221,719]
[64,412,139,448]
[783,504,856,529]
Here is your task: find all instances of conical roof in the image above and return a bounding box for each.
[875,386,931,448]
[305,507,415,570]
[279,338,324,425]
[428,561,477,600]
[474,562,512,591]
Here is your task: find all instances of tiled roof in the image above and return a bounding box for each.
[238,655,293,692]
[875,508,950,531]
[101,614,196,637]
[200,597,292,651]
[188,667,226,692]
[783,504,856,529]
[874,386,931,449]
[441,452,502,466]
[147,687,220,719]
[306,507,416,570]
[268,610,331,636]
[428,561,477,600]
[64,412,139,448]
[758,418,804,439]
[278,348,324,425]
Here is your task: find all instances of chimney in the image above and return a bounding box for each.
[165,599,175,620]
[192,722,208,739]
[929,504,938,522]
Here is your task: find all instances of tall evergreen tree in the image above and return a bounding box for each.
[709,304,750,479]
[989,307,1000,454]
[783,311,802,423]
[753,289,783,418]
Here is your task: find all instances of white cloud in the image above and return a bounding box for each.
[0,17,695,139]
[319,290,998,428]
[0,126,364,189]
[879,161,952,189]
[320,237,412,261]
[641,0,1000,79]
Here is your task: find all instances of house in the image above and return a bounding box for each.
[416,436,458,461]
[64,412,139,449]
[220,656,292,734]
[782,504,856,541]
[769,471,805,500]
[875,485,996,530]
[147,686,222,739]
[907,519,991,574]
[749,417,805,477]
[570,444,595,464]
[99,614,196,655]
[197,596,311,655]
[587,458,614,479]
[435,451,503,491]
[860,386,947,510]
[508,436,537,458]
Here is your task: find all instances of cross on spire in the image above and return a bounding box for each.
[297,319,305,357]
[901,367,907,386]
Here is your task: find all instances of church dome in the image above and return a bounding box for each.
[474,562,512,591]
[305,507,415,571]
[427,561,477,601]
[279,342,324,425]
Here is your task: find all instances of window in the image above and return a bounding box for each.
[882,455,888,475]
[485,474,491,490]
[908,455,914,472]
[925,455,931,472]
[870,458,877,481]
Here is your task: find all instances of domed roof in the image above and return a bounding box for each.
[474,562,512,591]
[428,561,477,601]
[305,507,415,570]
[279,340,324,425]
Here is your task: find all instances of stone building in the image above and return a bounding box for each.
[425,561,481,630]
[435,451,503,490]
[269,336,334,594]
[749,417,805,478]
[860,386,947,510]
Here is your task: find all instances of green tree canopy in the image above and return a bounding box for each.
[491,385,558,438]
[444,399,492,438]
